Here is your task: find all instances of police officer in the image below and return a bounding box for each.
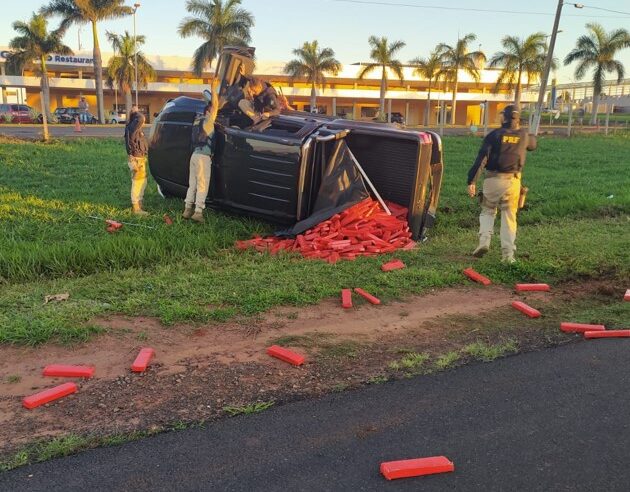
[237,78,281,126]
[467,105,537,263]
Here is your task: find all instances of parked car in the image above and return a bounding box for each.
[58,108,98,124]
[106,110,127,124]
[149,47,444,241]
[0,103,39,123]
[373,112,405,124]
[53,107,68,119]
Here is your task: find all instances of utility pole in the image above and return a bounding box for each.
[532,1,582,134]
[133,3,141,108]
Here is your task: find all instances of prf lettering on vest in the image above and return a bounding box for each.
[502,135,520,144]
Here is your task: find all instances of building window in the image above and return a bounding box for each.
[304,105,327,114]
[360,107,378,118]
[336,106,353,118]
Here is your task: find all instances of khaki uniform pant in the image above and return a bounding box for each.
[479,174,521,258]
[185,152,212,212]
[128,156,148,205]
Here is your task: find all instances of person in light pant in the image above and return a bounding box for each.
[124,106,149,215]
[183,78,220,223]
[467,105,537,263]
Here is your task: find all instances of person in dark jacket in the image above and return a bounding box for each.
[124,106,149,215]
[467,105,537,263]
[237,78,281,126]
[183,78,220,223]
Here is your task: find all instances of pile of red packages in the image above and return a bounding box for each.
[235,198,416,264]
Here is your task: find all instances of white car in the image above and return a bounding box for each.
[107,110,127,124]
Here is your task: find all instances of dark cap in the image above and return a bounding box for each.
[501,105,519,120]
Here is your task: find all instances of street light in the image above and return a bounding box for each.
[133,3,141,108]
[532,1,582,134]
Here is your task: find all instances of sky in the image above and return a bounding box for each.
[1,0,630,84]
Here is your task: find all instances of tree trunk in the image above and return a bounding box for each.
[379,66,386,120]
[310,83,317,113]
[514,69,522,110]
[92,21,105,124]
[40,56,53,122]
[424,83,432,126]
[125,89,133,121]
[590,91,600,125]
[450,77,458,125]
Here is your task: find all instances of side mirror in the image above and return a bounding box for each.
[153,112,159,118]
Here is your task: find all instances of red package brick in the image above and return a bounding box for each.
[354,288,381,305]
[512,301,541,318]
[560,322,606,333]
[266,345,305,366]
[381,260,406,272]
[23,382,77,410]
[131,348,155,373]
[584,330,630,339]
[43,365,95,379]
[515,283,550,292]
[463,268,492,286]
[234,199,414,263]
[341,289,353,309]
[381,456,454,480]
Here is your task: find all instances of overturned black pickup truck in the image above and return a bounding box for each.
[148,47,444,240]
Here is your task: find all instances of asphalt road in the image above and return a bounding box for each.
[2,340,630,491]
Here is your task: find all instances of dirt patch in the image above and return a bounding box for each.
[0,282,613,459]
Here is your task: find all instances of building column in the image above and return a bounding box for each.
[353,101,358,120]
[78,70,83,80]
[1,87,7,104]
[332,97,337,117]
[405,101,410,125]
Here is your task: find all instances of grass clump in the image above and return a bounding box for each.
[462,339,519,362]
[389,352,430,372]
[320,340,360,359]
[434,351,461,370]
[223,401,275,417]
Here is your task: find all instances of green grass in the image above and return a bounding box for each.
[0,135,628,345]
[223,401,275,417]
[389,352,430,372]
[319,340,360,359]
[0,435,91,472]
[462,340,519,362]
[434,351,461,370]
[0,426,188,472]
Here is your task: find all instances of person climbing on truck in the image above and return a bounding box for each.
[182,77,220,223]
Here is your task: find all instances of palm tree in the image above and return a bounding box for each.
[41,0,133,123]
[436,34,486,124]
[358,36,406,121]
[409,50,443,125]
[488,33,548,109]
[178,0,254,76]
[106,31,155,119]
[7,13,72,122]
[564,23,630,124]
[283,41,341,113]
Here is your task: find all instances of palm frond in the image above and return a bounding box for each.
[357,63,379,80]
